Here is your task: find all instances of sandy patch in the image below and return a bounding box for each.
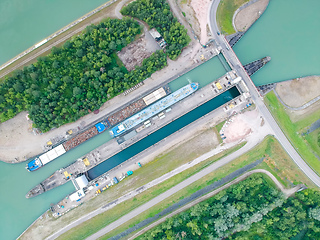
[220,109,268,144]
[276,76,320,108]
[235,0,269,32]
[222,116,252,143]
[178,0,201,39]
[0,112,42,162]
[191,0,211,44]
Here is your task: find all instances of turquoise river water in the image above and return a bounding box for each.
[0,0,319,239]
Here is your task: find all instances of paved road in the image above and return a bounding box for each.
[208,0,320,187]
[86,138,264,240]
[45,2,320,239]
[46,97,252,240]
[273,89,320,111]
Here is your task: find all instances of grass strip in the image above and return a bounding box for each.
[20,128,222,239]
[100,136,315,239]
[217,0,250,35]
[56,143,245,240]
[0,1,118,80]
[304,129,320,157]
[264,91,320,175]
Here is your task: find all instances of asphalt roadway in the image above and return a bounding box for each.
[86,138,262,240]
[208,0,320,187]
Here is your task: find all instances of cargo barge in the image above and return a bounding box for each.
[26,86,170,172]
[26,83,198,197]
[26,122,108,172]
[110,83,199,137]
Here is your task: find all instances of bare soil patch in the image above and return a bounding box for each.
[117,33,159,71]
[220,109,269,144]
[0,112,41,162]
[178,0,201,41]
[276,76,320,108]
[234,0,269,32]
[190,0,211,44]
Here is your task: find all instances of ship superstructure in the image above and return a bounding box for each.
[110,83,199,137]
[26,122,108,172]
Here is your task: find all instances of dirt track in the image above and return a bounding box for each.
[276,76,320,108]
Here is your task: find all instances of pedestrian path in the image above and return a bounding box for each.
[273,89,320,111]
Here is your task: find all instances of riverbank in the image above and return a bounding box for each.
[217,0,269,35]
[0,0,207,164]
[234,0,269,32]
[0,0,118,79]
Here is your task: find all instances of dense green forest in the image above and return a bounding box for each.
[230,188,320,240]
[0,17,167,132]
[138,174,320,240]
[121,0,191,60]
[138,174,285,239]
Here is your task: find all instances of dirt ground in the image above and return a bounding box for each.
[178,0,211,45]
[178,0,201,41]
[276,76,320,108]
[234,0,269,32]
[117,31,160,71]
[190,0,211,44]
[220,108,268,144]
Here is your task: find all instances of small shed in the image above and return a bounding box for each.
[72,175,89,190]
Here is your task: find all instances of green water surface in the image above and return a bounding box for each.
[233,0,320,85]
[0,0,110,66]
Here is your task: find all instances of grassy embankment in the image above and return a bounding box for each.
[265,91,320,174]
[56,133,315,240]
[217,0,250,35]
[0,1,118,81]
[21,127,228,239]
[99,136,316,240]
[55,134,243,239]
[305,128,320,157]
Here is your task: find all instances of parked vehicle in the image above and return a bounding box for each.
[113,177,119,184]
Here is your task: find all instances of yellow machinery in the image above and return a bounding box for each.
[83,157,90,166]
[63,171,71,179]
[215,82,222,90]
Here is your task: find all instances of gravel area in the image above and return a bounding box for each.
[190,0,211,44]
[234,0,269,32]
[275,76,320,108]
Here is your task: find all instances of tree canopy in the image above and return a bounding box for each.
[0,17,167,132]
[138,174,320,240]
[138,174,286,239]
[121,0,191,60]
